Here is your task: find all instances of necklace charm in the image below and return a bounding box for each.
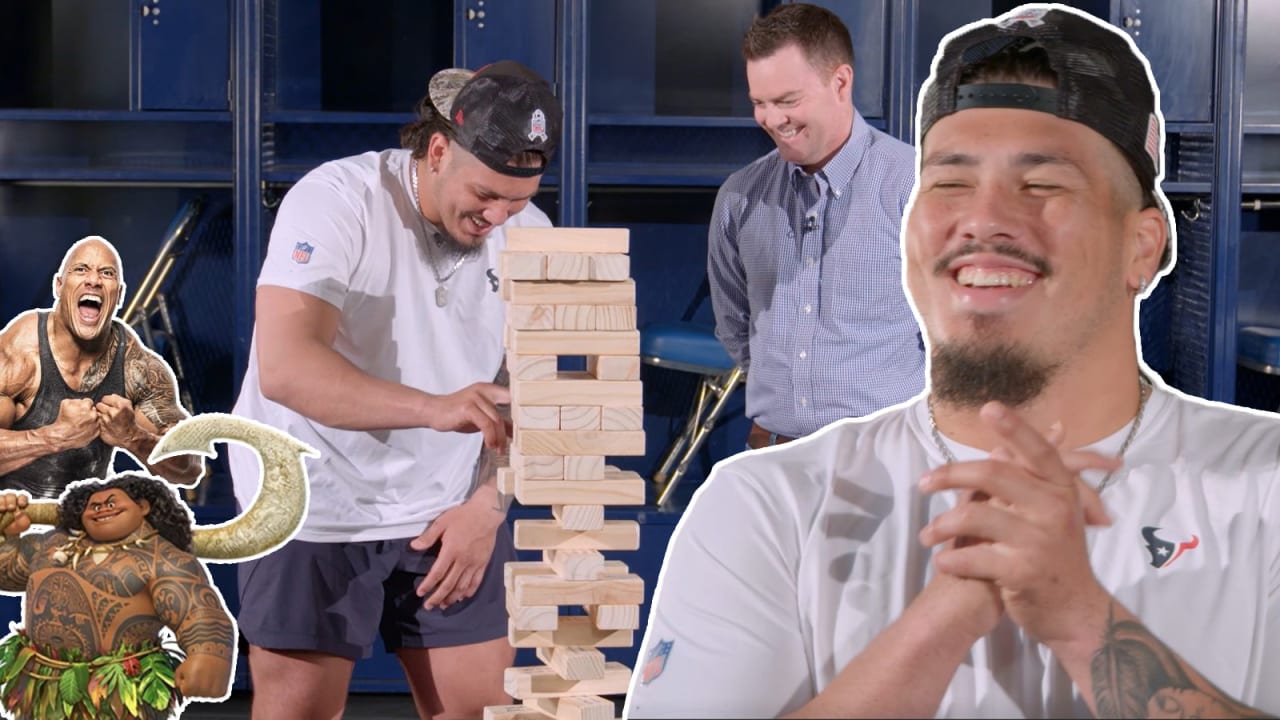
[435,285,449,308]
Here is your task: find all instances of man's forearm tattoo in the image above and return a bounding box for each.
[124,340,187,431]
[1090,603,1270,718]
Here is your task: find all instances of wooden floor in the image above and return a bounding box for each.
[184,692,421,719]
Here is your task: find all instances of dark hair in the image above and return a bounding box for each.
[958,45,1158,215]
[400,94,456,160]
[60,473,194,552]
[743,3,854,76]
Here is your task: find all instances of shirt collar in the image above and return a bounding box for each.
[789,111,870,199]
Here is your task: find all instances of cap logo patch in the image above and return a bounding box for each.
[528,108,548,143]
[455,109,465,126]
[1145,113,1160,167]
[998,8,1048,28]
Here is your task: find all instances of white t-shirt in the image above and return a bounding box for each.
[230,149,551,543]
[626,386,1280,718]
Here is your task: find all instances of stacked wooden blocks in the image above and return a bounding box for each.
[486,227,647,720]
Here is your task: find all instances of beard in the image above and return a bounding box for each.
[931,331,1059,409]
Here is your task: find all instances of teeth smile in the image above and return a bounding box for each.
[778,128,798,138]
[956,266,1036,288]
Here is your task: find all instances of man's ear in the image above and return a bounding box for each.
[138,498,151,517]
[1128,205,1167,290]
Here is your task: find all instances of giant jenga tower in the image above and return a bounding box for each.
[485,227,647,720]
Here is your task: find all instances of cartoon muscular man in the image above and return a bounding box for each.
[0,236,203,497]
[0,474,235,719]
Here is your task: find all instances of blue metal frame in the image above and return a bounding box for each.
[1209,0,1248,401]
[232,0,262,399]
[889,0,918,143]
[558,0,588,227]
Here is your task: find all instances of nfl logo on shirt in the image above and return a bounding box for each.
[641,639,674,685]
[292,241,315,264]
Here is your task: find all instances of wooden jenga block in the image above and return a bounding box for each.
[511,450,564,480]
[506,227,629,254]
[593,306,636,331]
[509,354,558,381]
[484,704,547,720]
[536,647,607,682]
[588,253,630,282]
[506,591,559,631]
[513,573,644,607]
[559,406,601,431]
[518,406,561,431]
[587,604,640,630]
[500,252,547,281]
[516,477,645,506]
[497,466,516,495]
[553,504,605,531]
[513,519,639,551]
[507,280,635,307]
[512,374,642,407]
[601,406,643,431]
[586,356,641,381]
[523,696,614,720]
[509,330,639,357]
[509,615,634,648]
[505,561,629,585]
[554,305,596,331]
[505,662,632,699]
[546,253,592,281]
[545,549,606,580]
[517,430,645,456]
[509,305,556,331]
[563,455,605,481]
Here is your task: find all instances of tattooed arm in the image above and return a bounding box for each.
[1033,600,1275,719]
[150,548,234,699]
[96,334,203,486]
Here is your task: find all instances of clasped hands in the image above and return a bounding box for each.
[916,401,1120,648]
[50,395,144,449]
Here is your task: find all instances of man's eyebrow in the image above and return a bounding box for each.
[472,183,536,203]
[922,152,977,168]
[751,90,802,104]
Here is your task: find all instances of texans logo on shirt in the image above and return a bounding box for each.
[641,639,674,685]
[1142,526,1200,569]
[487,268,499,292]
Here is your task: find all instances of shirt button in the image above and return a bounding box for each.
[803,304,812,314]
[799,350,807,359]
[806,257,816,267]
[834,188,842,198]
[799,397,808,407]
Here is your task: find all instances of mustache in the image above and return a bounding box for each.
[932,242,1052,277]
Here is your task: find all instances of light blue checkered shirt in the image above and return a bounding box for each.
[709,112,925,438]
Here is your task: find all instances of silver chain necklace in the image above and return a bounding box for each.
[926,376,1151,493]
[410,158,468,307]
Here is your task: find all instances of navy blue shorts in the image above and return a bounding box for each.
[236,523,515,659]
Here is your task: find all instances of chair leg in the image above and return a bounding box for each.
[656,365,744,508]
[652,374,713,485]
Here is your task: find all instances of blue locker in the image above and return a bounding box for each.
[1115,0,1215,123]
[132,0,231,110]
[455,0,557,83]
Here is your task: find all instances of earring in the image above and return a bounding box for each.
[1138,276,1149,293]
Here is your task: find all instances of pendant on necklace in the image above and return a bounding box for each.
[435,285,449,308]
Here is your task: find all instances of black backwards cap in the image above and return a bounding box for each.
[427,60,562,178]
[917,4,1173,270]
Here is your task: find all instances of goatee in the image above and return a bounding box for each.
[931,338,1059,409]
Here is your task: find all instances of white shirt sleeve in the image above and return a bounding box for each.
[257,167,366,309]
[1254,469,1280,715]
[625,460,814,718]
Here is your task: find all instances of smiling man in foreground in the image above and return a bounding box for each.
[0,236,203,498]
[627,5,1279,718]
